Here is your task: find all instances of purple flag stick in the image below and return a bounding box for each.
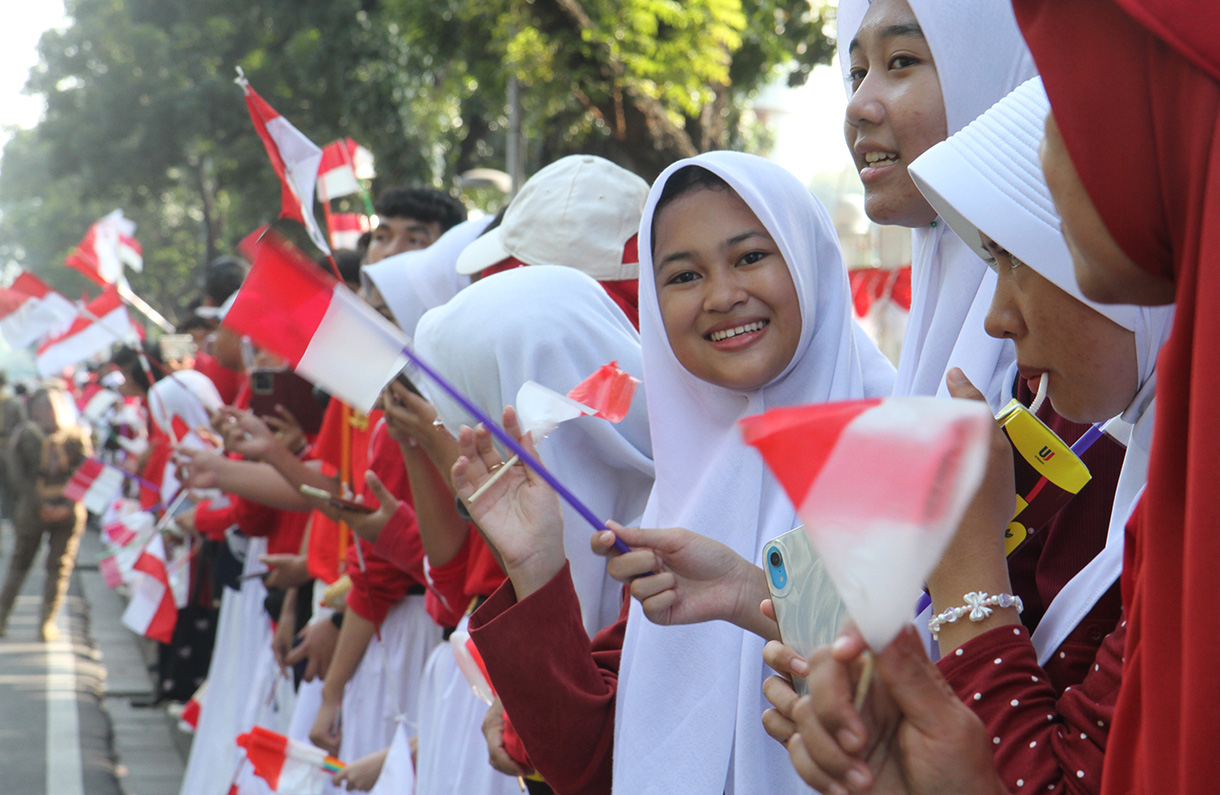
[400,347,632,555]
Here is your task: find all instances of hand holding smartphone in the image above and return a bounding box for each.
[299,484,376,514]
[763,527,850,696]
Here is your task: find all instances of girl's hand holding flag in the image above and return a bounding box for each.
[450,406,567,601]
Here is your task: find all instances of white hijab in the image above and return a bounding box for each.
[613,151,894,794]
[361,216,492,336]
[148,370,223,502]
[908,77,1175,662]
[414,266,654,636]
[837,0,1037,404]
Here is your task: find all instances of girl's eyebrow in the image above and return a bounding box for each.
[656,229,771,270]
[849,23,926,56]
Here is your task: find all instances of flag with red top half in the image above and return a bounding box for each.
[514,361,641,440]
[64,458,127,515]
[236,70,331,255]
[121,534,177,644]
[316,138,375,203]
[236,726,344,794]
[65,209,143,287]
[0,272,78,348]
[739,397,994,650]
[104,515,142,547]
[326,212,369,250]
[36,286,133,377]
[565,360,639,423]
[223,232,410,414]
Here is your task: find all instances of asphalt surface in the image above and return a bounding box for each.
[0,521,188,794]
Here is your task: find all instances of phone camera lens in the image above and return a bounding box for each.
[769,550,781,568]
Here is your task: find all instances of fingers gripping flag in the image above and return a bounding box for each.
[740,397,994,650]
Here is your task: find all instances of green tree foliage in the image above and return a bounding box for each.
[0,0,833,324]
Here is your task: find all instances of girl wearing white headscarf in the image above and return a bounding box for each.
[361,217,492,337]
[611,151,894,794]
[837,0,1037,404]
[908,76,1174,664]
[410,265,654,794]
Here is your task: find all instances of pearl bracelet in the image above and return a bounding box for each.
[929,591,1024,641]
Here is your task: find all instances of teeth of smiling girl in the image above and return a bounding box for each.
[864,151,898,164]
[709,321,767,342]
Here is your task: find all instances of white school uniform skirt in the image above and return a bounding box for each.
[340,592,442,763]
[414,615,523,795]
[181,538,292,795]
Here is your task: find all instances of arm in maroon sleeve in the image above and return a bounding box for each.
[938,619,1123,794]
[469,561,626,795]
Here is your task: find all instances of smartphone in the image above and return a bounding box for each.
[763,527,850,696]
[248,368,328,434]
[299,484,376,514]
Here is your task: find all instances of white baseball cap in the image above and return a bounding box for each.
[455,155,649,279]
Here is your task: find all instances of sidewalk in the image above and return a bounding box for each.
[75,524,190,794]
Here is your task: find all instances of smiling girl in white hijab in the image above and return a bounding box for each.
[837,0,1036,404]
[612,151,894,794]
[410,264,655,795]
[908,76,1174,664]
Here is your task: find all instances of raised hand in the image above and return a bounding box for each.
[591,522,776,640]
[451,406,565,599]
[778,624,1009,795]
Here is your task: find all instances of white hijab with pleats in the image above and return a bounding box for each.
[362,216,492,336]
[613,151,894,794]
[415,266,654,636]
[837,0,1037,405]
[909,76,1175,662]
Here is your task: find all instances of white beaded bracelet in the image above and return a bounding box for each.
[929,591,1024,641]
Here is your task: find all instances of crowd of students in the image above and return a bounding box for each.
[8,0,1214,792]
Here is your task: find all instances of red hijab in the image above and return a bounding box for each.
[1014,1,1220,792]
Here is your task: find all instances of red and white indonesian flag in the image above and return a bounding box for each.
[317,138,375,203]
[236,726,339,794]
[740,397,994,649]
[66,210,143,287]
[121,534,177,644]
[178,680,206,733]
[236,70,331,255]
[0,272,79,348]
[515,361,641,440]
[327,212,369,251]
[36,286,132,376]
[224,232,409,414]
[64,458,127,515]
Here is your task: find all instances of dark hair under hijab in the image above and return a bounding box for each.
[649,166,732,253]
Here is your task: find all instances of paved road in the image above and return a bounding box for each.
[0,522,189,794]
